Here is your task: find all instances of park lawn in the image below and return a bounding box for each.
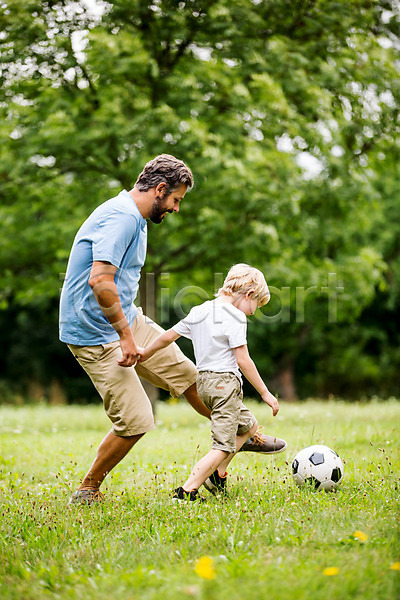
[0,399,399,600]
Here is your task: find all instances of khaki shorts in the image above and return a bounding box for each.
[68,308,197,437]
[197,371,257,454]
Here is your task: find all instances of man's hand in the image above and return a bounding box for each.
[118,330,141,367]
[261,390,280,416]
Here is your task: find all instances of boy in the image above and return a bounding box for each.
[138,263,283,500]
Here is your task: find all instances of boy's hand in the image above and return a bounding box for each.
[136,329,180,364]
[261,390,279,416]
[136,346,148,363]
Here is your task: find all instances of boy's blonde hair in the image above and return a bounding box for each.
[217,263,270,307]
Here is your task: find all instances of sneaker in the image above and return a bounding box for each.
[239,429,287,455]
[68,489,105,506]
[172,487,204,502]
[203,470,227,495]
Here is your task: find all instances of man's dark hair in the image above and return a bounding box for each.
[135,154,194,196]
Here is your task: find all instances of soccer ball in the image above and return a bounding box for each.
[291,444,344,492]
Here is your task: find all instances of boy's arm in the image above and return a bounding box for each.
[138,328,181,362]
[234,344,279,416]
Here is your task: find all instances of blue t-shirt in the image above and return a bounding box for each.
[59,190,147,345]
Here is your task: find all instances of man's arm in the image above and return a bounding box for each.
[234,344,279,416]
[88,261,140,367]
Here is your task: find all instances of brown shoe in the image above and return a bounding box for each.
[239,430,287,455]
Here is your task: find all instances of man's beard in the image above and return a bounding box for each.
[149,195,172,224]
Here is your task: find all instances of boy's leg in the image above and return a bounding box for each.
[181,449,230,492]
[195,372,245,495]
[204,396,258,495]
[216,420,258,475]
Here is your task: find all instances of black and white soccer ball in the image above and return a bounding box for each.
[291,444,344,492]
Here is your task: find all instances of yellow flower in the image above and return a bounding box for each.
[390,562,400,571]
[353,530,369,542]
[323,567,339,576]
[194,556,216,580]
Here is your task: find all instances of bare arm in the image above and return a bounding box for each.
[235,344,279,416]
[88,261,140,367]
[138,328,181,362]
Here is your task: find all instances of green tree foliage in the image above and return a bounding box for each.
[0,0,399,399]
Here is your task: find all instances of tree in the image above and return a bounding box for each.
[1,0,399,399]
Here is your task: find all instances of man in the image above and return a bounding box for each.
[59,154,285,505]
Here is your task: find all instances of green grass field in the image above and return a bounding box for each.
[1,399,399,599]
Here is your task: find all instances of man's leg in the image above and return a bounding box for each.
[238,429,288,454]
[79,430,145,490]
[182,382,211,420]
[68,342,154,503]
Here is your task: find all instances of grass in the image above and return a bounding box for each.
[0,398,399,599]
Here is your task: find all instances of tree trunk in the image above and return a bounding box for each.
[28,378,45,403]
[273,364,298,402]
[49,378,67,405]
[139,270,158,322]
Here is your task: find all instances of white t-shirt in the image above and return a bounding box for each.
[173,300,247,379]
